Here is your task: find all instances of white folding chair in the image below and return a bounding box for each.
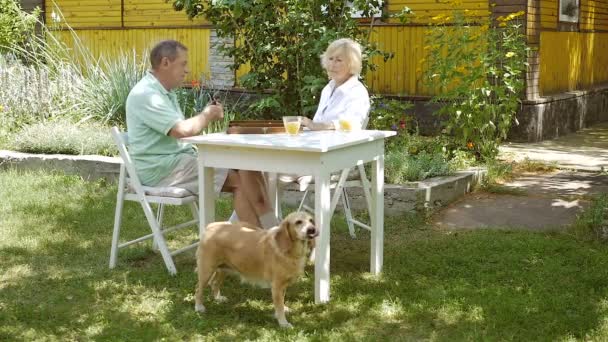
[109,126,199,275]
[281,117,373,238]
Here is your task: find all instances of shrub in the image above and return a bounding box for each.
[424,9,528,161]
[385,151,455,183]
[570,194,608,242]
[368,97,414,132]
[0,0,40,54]
[10,120,117,156]
[172,0,397,119]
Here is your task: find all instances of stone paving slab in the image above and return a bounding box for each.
[433,192,587,231]
[433,171,608,231]
[500,122,608,171]
[501,170,608,197]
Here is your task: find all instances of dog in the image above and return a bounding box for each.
[194,211,317,328]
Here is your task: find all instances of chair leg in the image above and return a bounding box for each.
[110,166,126,269]
[110,190,125,269]
[190,202,199,221]
[297,189,309,212]
[152,204,165,251]
[341,187,356,238]
[141,200,177,275]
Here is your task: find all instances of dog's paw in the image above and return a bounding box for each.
[278,320,293,329]
[194,303,206,313]
[214,295,228,303]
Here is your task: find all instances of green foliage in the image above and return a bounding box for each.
[0,0,39,53]
[385,151,455,183]
[171,0,393,119]
[368,97,414,131]
[570,194,608,242]
[9,120,117,156]
[78,51,148,125]
[424,10,528,161]
[174,84,239,134]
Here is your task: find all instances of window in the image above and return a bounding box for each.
[559,0,579,23]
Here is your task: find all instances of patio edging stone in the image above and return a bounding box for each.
[0,150,485,216]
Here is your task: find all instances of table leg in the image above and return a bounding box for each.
[371,153,384,274]
[314,171,331,304]
[197,152,215,240]
[266,172,281,220]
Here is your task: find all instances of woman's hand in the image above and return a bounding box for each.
[300,117,313,128]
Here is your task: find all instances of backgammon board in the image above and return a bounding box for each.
[226,120,299,134]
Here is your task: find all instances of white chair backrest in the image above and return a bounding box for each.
[111,127,145,190]
[362,116,370,130]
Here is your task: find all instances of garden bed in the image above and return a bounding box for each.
[0,150,485,215]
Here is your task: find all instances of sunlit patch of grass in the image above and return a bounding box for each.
[2,169,608,340]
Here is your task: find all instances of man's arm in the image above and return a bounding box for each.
[168,104,224,138]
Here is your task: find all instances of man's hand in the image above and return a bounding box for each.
[169,103,225,138]
[202,103,224,122]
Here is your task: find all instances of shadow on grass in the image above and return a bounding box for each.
[2,169,608,340]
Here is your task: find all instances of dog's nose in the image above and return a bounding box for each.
[306,227,316,235]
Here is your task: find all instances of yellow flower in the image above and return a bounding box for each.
[431,14,445,21]
[505,51,515,58]
[499,22,507,27]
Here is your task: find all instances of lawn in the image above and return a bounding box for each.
[1,169,608,341]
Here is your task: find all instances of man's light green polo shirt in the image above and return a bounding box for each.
[125,72,195,186]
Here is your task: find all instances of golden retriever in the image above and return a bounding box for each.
[194,211,317,328]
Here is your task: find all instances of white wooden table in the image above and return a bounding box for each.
[181,130,395,303]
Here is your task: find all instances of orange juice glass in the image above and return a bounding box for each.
[282,116,302,136]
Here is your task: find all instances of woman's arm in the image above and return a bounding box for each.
[301,117,335,131]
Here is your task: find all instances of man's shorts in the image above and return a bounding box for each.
[156,154,229,195]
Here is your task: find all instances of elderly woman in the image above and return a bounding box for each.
[277,38,371,194]
[301,38,370,131]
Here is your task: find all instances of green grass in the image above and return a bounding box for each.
[1,169,608,341]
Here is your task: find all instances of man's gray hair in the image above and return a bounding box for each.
[150,40,188,69]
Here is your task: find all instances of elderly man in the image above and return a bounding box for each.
[126,40,278,228]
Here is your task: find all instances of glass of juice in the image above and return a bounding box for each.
[337,115,361,133]
[282,116,302,136]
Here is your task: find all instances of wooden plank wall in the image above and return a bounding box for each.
[537,0,608,94]
[388,0,490,22]
[45,0,211,82]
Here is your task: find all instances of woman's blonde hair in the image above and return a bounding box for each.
[320,38,363,76]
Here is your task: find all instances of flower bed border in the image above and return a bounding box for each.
[0,150,485,215]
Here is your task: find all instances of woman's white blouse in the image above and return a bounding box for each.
[312,75,370,127]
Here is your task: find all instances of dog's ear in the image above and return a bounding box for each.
[275,219,294,252]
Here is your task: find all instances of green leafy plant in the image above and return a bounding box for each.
[368,97,414,132]
[424,10,528,161]
[385,151,455,183]
[171,0,394,119]
[0,0,40,54]
[10,120,117,156]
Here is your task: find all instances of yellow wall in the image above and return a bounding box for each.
[366,25,431,95]
[581,0,608,31]
[46,0,210,82]
[46,0,207,28]
[538,0,608,94]
[540,31,608,94]
[388,0,489,23]
[51,28,211,81]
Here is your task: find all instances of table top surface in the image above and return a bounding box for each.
[181,130,396,152]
